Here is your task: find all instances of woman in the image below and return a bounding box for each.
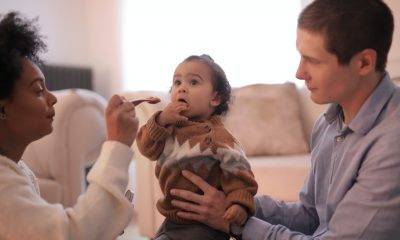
[0,12,138,239]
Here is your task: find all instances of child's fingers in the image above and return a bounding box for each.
[176,115,188,122]
[224,213,234,222]
[223,209,231,218]
[176,105,188,113]
[223,209,235,221]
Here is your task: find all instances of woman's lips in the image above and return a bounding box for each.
[47,111,55,119]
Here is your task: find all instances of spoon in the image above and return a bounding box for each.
[130,96,161,106]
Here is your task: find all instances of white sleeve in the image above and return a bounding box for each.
[0,141,134,240]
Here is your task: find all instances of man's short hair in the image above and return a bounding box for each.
[298,0,394,72]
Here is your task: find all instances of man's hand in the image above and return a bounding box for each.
[157,101,188,127]
[170,170,230,233]
[223,204,248,226]
[105,95,139,146]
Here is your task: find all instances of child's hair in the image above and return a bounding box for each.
[183,54,231,116]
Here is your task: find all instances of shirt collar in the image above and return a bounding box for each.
[324,72,396,135]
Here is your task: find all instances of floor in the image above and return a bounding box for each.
[117,223,149,240]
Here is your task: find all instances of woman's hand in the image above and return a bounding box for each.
[157,101,188,127]
[105,95,139,146]
[170,170,230,233]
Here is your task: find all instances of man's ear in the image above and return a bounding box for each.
[356,49,377,76]
[210,92,221,107]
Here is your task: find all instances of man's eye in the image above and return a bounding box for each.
[308,58,320,64]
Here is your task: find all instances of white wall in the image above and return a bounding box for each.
[0,0,91,66]
[0,0,121,97]
[1,0,399,97]
[386,0,400,78]
[83,0,123,97]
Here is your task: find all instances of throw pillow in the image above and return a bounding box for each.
[223,83,309,156]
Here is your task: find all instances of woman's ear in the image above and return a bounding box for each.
[0,104,6,120]
[0,100,6,112]
[210,92,221,107]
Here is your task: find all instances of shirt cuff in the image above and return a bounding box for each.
[87,141,134,196]
[243,217,273,240]
[147,111,171,140]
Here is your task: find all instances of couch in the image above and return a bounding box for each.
[22,89,107,207]
[122,82,328,237]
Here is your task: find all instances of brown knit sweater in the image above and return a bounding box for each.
[137,111,258,224]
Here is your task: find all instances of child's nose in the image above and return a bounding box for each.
[178,84,187,93]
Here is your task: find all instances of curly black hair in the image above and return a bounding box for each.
[0,11,46,100]
[183,54,232,116]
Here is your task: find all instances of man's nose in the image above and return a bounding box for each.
[295,61,310,81]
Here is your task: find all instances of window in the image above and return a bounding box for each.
[122,0,302,91]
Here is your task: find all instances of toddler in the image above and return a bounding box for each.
[137,54,257,240]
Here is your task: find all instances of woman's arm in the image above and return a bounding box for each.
[0,141,134,240]
[0,95,138,240]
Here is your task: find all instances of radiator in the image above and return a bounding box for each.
[40,65,93,91]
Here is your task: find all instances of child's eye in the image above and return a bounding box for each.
[174,80,181,86]
[190,79,199,85]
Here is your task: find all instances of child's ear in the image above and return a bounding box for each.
[210,92,221,107]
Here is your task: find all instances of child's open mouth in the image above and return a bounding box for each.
[178,98,188,104]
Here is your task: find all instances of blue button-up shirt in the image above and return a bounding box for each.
[243,73,400,239]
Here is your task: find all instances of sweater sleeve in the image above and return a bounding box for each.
[136,111,172,161]
[217,134,258,214]
[0,141,133,240]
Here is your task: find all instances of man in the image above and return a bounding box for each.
[169,0,400,239]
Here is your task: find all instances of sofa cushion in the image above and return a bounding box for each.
[249,154,311,201]
[224,83,309,156]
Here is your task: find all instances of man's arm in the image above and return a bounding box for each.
[249,195,319,235]
[241,162,319,239]
[241,116,325,237]
[169,168,319,238]
[242,130,400,239]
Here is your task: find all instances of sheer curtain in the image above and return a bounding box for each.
[122,0,302,91]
